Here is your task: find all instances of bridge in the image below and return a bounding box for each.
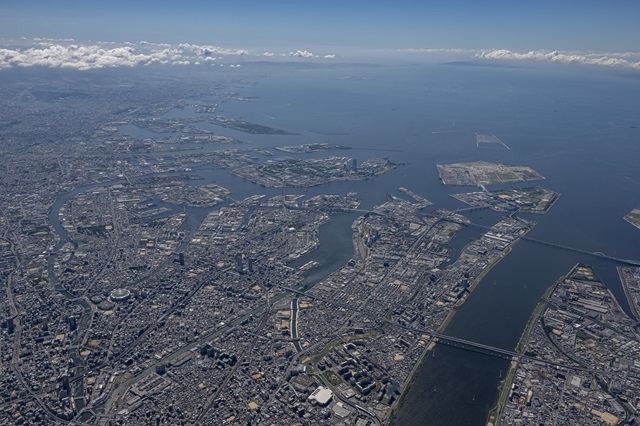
[439,212,640,267]
[432,333,587,370]
[388,321,589,371]
[520,235,640,267]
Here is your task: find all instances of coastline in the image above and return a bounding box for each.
[623,216,640,232]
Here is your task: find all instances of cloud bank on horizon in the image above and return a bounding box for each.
[1,39,640,72]
[476,49,640,70]
[0,39,336,71]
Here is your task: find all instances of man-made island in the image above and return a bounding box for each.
[624,208,640,230]
[437,161,545,186]
[452,187,560,213]
[232,156,398,187]
[274,142,351,153]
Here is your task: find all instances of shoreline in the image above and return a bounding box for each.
[623,216,640,231]
[391,220,532,424]
[618,266,640,321]
[486,265,574,426]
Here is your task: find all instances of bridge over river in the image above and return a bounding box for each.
[442,209,640,267]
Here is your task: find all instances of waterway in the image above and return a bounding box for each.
[291,298,301,352]
[291,212,359,289]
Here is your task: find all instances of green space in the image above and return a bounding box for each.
[322,370,342,386]
[487,364,517,425]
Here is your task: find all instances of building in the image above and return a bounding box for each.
[308,386,333,406]
[110,288,131,302]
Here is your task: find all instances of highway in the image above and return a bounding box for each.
[521,235,640,267]
[441,212,640,267]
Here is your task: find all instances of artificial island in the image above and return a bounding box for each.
[437,161,545,187]
[624,208,640,230]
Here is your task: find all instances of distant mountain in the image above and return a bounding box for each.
[442,60,516,68]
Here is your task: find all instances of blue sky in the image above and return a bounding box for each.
[2,0,639,53]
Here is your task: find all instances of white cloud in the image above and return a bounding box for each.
[0,44,154,70]
[289,50,315,58]
[0,38,386,70]
[178,43,248,56]
[476,49,640,70]
[0,39,255,70]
